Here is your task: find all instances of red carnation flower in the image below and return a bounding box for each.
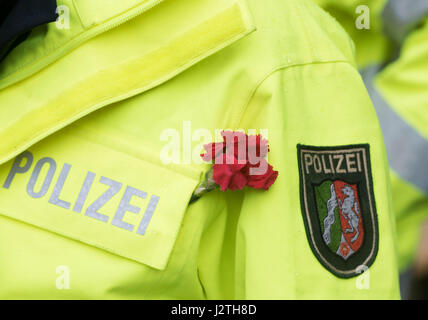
[201,142,225,163]
[200,131,278,192]
[245,160,279,190]
[213,154,247,191]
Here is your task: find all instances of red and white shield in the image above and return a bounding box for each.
[333,180,364,254]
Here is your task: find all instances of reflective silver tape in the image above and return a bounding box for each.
[85,176,122,223]
[383,0,428,44]
[2,151,33,189]
[112,186,147,232]
[137,195,160,236]
[26,157,57,198]
[73,171,96,213]
[48,163,72,209]
[361,66,428,195]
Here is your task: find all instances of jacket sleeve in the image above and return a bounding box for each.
[226,61,400,299]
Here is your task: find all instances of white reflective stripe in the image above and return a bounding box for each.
[382,0,428,43]
[361,66,428,195]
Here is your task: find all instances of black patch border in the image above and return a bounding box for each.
[297,144,379,278]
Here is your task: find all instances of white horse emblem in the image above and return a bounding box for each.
[323,184,361,245]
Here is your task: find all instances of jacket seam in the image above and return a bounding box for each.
[232,60,358,130]
[290,0,317,60]
[71,0,84,28]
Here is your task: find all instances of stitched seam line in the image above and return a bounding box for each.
[232,60,358,130]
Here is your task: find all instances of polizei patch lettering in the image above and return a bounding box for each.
[297,144,378,278]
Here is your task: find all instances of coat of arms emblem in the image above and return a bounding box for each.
[297,144,379,278]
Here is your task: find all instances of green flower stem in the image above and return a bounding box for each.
[189,168,218,204]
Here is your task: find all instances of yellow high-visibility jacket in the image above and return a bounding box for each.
[313,0,393,69]
[314,0,428,272]
[0,0,399,299]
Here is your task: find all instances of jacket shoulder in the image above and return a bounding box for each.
[244,0,357,68]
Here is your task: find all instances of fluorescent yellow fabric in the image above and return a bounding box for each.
[0,0,164,89]
[0,0,399,299]
[375,18,428,138]
[375,17,428,271]
[0,0,254,165]
[313,0,393,69]
[390,171,428,271]
[314,0,428,272]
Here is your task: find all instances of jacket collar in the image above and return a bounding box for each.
[0,0,255,166]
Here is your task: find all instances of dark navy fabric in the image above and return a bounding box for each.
[0,0,17,24]
[0,0,57,60]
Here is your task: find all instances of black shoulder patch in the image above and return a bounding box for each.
[297,144,379,278]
